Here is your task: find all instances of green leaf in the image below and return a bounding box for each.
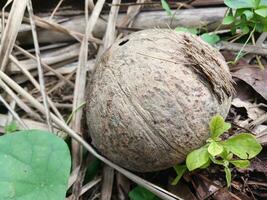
[201,33,220,45]
[129,186,160,200]
[208,141,224,156]
[224,166,232,187]
[240,24,250,34]
[223,133,262,159]
[186,146,209,171]
[230,160,250,169]
[220,149,233,160]
[200,159,211,169]
[161,0,172,16]
[172,165,187,185]
[255,7,267,17]
[256,22,264,32]
[0,130,71,200]
[222,16,234,24]
[243,10,254,20]
[224,0,256,8]
[4,121,18,134]
[175,27,198,35]
[231,25,237,34]
[209,114,231,139]
[235,8,247,17]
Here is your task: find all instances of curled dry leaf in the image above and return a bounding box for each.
[232,98,266,121]
[232,66,267,101]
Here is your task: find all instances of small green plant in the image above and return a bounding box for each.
[0,130,71,200]
[161,1,221,45]
[173,114,262,187]
[223,0,267,34]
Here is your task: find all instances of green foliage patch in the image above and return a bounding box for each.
[173,114,262,187]
[223,0,267,34]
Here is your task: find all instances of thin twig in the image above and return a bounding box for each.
[67,177,101,200]
[1,0,13,32]
[14,44,75,87]
[234,27,255,63]
[47,70,76,95]
[71,0,105,168]
[251,32,264,69]
[0,0,28,71]
[49,0,64,20]
[218,41,267,56]
[10,55,65,122]
[103,0,121,50]
[27,0,53,132]
[0,78,43,121]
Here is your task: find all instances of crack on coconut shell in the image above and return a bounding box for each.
[179,33,235,103]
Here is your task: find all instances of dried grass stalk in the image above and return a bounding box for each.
[0,0,28,71]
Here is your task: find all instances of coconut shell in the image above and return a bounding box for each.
[86,29,234,172]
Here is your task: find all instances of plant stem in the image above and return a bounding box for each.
[234,26,255,64]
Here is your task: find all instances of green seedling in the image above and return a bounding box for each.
[173,114,262,187]
[161,1,221,45]
[223,0,267,34]
[223,0,267,66]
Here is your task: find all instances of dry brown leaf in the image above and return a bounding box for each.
[232,98,266,121]
[232,66,267,101]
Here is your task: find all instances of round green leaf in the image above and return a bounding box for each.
[200,33,220,45]
[0,130,71,200]
[208,141,224,156]
[222,16,234,25]
[223,133,262,159]
[186,146,209,171]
